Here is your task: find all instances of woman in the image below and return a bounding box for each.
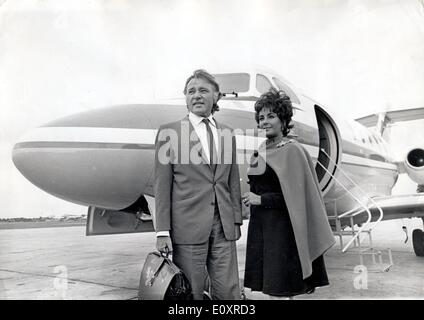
[242,88,335,299]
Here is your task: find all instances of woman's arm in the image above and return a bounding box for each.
[242,191,284,209]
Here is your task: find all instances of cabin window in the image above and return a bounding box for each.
[213,73,250,94]
[256,74,274,94]
[272,77,301,104]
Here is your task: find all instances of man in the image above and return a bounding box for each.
[154,69,243,300]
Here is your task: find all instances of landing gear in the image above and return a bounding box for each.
[412,229,424,257]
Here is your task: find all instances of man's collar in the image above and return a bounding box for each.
[188,112,216,127]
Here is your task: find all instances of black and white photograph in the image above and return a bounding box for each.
[1,0,424,302]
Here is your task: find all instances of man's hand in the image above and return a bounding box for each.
[241,204,250,219]
[235,224,242,241]
[156,236,173,255]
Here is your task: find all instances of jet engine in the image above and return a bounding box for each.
[404,148,424,184]
[404,147,424,257]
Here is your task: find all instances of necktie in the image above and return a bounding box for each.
[202,118,218,171]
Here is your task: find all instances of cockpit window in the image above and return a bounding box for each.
[256,74,274,94]
[272,77,300,104]
[213,73,250,94]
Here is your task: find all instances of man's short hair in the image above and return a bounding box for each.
[183,69,219,94]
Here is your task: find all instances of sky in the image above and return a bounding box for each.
[1,0,424,218]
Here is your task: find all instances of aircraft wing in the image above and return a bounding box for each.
[356,193,424,223]
[355,107,424,128]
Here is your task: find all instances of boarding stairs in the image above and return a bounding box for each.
[318,150,393,272]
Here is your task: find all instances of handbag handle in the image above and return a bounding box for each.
[146,251,179,286]
[159,251,181,274]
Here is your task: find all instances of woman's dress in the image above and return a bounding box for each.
[244,162,329,297]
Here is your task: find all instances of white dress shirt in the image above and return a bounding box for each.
[188,112,219,163]
[156,112,219,238]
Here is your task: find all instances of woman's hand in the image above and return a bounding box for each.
[242,192,261,206]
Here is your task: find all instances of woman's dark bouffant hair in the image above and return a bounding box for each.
[254,88,294,137]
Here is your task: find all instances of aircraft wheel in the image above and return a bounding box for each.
[412,229,424,257]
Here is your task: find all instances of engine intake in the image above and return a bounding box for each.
[405,148,424,184]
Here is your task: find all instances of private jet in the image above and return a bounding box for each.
[12,69,424,259]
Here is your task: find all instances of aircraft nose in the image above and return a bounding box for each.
[12,105,158,210]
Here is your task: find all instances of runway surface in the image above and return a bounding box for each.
[1,219,424,300]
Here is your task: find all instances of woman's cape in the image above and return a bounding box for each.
[252,140,335,279]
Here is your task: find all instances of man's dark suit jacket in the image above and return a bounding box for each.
[154,116,242,244]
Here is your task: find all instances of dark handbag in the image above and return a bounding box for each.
[138,251,192,300]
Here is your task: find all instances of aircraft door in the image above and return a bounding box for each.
[314,106,342,196]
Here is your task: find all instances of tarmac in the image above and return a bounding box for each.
[1,219,424,300]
